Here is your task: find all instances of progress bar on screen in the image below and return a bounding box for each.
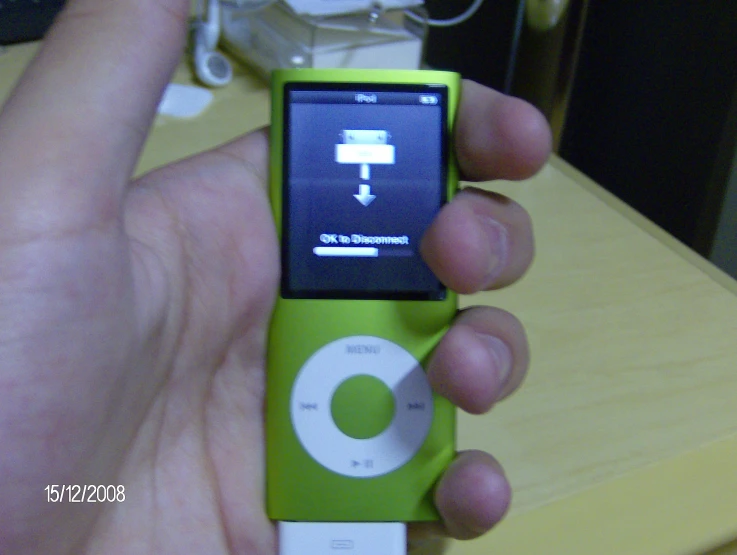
[313,247,378,257]
[313,247,414,258]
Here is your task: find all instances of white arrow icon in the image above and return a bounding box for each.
[353,184,376,207]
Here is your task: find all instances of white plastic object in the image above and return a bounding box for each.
[157,83,214,118]
[220,2,425,75]
[281,0,421,17]
[278,522,406,555]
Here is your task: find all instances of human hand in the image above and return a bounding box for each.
[0,1,550,553]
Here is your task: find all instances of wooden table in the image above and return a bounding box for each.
[3,43,737,555]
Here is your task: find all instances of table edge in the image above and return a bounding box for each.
[549,155,737,296]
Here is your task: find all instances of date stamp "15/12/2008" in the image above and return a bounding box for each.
[45,485,125,503]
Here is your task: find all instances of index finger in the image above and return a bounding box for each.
[0,0,189,234]
[455,80,552,182]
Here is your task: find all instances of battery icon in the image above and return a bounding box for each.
[419,95,438,105]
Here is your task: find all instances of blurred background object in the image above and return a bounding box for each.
[221,1,428,77]
[425,0,737,280]
[555,3,737,278]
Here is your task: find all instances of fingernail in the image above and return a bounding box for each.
[477,334,512,399]
[479,217,509,288]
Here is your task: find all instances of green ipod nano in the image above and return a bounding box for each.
[267,68,461,522]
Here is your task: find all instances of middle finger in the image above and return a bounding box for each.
[427,306,529,415]
[420,187,535,294]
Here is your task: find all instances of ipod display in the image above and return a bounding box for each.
[267,69,460,523]
[282,83,448,299]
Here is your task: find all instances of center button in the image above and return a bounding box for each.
[330,374,395,439]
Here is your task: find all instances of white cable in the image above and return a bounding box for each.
[192,0,233,87]
[406,0,486,28]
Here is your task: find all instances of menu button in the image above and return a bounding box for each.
[345,344,381,355]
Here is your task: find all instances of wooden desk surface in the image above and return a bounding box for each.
[3,43,737,555]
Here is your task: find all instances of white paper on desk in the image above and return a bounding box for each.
[282,0,423,16]
[157,84,213,119]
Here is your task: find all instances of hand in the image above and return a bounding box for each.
[0,1,551,553]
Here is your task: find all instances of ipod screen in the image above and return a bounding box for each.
[281,82,449,300]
